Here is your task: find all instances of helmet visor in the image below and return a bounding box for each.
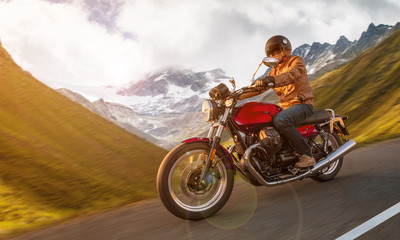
[266,44,282,57]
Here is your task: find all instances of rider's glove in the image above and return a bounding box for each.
[256,76,275,91]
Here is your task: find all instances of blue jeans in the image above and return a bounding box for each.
[273,104,314,155]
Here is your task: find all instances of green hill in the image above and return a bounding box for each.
[0,41,167,236]
[311,29,400,145]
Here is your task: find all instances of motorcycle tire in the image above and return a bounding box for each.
[157,141,234,220]
[310,127,343,182]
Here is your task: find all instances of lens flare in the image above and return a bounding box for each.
[204,178,258,229]
[285,183,304,239]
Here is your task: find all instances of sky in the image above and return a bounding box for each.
[0,0,399,96]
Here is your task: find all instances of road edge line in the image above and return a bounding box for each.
[336,202,400,240]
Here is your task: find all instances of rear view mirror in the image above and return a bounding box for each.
[262,57,279,68]
[252,57,279,82]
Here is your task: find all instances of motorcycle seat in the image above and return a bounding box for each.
[300,110,331,125]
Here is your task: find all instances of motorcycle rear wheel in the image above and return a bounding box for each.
[157,141,234,220]
[311,128,343,182]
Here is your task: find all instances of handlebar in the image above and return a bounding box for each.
[241,84,258,91]
[229,84,261,100]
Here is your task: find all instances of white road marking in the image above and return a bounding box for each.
[336,202,400,240]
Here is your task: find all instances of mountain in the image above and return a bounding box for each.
[116,67,231,115]
[56,68,231,149]
[56,88,176,149]
[59,22,400,151]
[293,22,400,80]
[311,28,400,144]
[0,41,167,236]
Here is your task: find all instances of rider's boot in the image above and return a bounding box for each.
[295,154,316,168]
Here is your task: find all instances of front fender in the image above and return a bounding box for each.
[182,137,236,174]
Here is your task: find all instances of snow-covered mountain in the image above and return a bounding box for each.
[57,88,176,149]
[116,67,230,115]
[293,22,400,80]
[57,68,231,149]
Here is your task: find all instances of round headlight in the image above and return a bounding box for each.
[202,100,219,122]
[225,98,233,107]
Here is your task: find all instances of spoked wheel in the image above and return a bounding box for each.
[310,127,343,182]
[157,141,234,220]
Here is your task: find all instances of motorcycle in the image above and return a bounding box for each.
[156,57,357,220]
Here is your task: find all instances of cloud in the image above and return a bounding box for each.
[115,0,400,85]
[0,0,399,92]
[0,0,149,88]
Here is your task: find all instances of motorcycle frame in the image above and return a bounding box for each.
[184,103,351,185]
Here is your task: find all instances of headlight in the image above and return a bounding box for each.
[225,98,233,107]
[202,100,219,122]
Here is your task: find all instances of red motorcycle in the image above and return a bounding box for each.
[157,57,356,220]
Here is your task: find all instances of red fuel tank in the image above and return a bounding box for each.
[232,102,283,134]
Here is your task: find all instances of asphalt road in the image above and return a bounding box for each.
[15,138,400,240]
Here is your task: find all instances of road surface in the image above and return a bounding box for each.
[15,138,400,240]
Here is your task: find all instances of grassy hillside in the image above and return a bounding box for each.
[0,42,167,236]
[311,29,400,145]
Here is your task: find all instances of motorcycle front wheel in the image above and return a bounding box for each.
[157,141,234,220]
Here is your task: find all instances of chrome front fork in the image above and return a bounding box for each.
[200,108,231,181]
[207,108,231,139]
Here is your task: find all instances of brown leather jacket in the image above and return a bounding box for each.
[268,55,314,109]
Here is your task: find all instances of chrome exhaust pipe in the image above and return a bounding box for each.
[242,139,357,186]
[310,139,357,173]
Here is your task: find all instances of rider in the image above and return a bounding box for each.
[242,35,316,168]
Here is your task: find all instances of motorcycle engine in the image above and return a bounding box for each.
[258,127,300,169]
[258,127,282,156]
